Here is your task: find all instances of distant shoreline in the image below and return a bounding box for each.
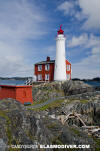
[0,77,100,81]
[0,77,32,81]
[0,77,100,88]
[72,77,100,82]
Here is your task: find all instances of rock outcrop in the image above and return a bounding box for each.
[0,81,100,151]
[0,99,52,151]
[32,80,94,102]
[0,96,100,151]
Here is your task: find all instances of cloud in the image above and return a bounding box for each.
[56,0,100,78]
[68,34,88,48]
[57,1,75,16]
[78,0,100,29]
[0,0,47,77]
[0,55,33,77]
[69,34,100,79]
[92,47,100,55]
[86,35,100,48]
[68,33,100,48]
[72,62,100,79]
[57,0,100,30]
[72,47,100,79]
[0,0,46,41]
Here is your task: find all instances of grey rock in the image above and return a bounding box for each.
[32,80,94,102]
[0,139,7,151]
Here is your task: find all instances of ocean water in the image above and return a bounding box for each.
[0,80,100,87]
[0,80,26,85]
[84,81,100,87]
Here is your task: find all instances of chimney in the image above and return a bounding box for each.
[46,56,50,61]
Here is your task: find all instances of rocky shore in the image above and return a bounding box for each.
[0,80,100,151]
[32,80,95,102]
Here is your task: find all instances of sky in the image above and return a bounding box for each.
[0,0,100,79]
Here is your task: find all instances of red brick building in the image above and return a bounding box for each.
[34,56,71,82]
[0,85,33,104]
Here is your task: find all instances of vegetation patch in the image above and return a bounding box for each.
[0,111,10,123]
[52,136,77,151]
[0,111,20,151]
[31,99,47,106]
[94,138,100,151]
[69,127,81,136]
[46,122,58,129]
[64,98,89,105]
[30,99,64,111]
[79,100,89,104]
[51,136,65,151]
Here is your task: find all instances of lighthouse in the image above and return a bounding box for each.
[54,25,67,81]
[34,25,71,82]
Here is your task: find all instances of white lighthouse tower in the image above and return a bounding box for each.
[54,25,66,81]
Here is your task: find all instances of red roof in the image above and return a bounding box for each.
[57,25,64,35]
[66,60,71,65]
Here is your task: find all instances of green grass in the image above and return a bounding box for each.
[29,99,65,111]
[94,138,100,151]
[51,136,66,151]
[46,122,58,129]
[0,111,12,145]
[0,111,20,151]
[31,99,47,106]
[39,99,64,110]
[64,99,89,105]
[31,88,64,106]
[69,127,81,136]
[29,97,88,111]
[79,100,89,103]
[0,111,10,123]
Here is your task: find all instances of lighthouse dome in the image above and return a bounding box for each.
[57,25,64,35]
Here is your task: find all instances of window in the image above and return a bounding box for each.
[38,74,42,81]
[67,65,70,71]
[38,65,42,71]
[45,74,49,81]
[45,64,50,71]
[67,74,70,80]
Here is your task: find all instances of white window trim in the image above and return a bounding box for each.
[38,65,42,71]
[67,65,70,71]
[45,64,50,71]
[67,74,70,80]
[45,74,49,81]
[38,74,42,81]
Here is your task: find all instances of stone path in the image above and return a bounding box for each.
[26,91,100,109]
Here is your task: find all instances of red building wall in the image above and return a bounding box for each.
[35,63,54,81]
[66,60,71,80]
[0,85,33,104]
[0,86,16,99]
[16,87,33,104]
[35,61,71,81]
